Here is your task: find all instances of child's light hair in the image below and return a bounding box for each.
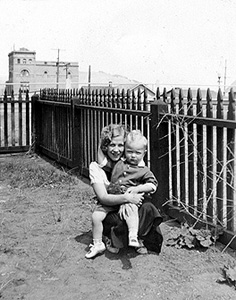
[126,130,147,149]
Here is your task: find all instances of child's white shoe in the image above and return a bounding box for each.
[85,242,106,259]
[128,236,140,247]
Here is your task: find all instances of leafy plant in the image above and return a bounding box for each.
[217,265,236,289]
[166,222,223,249]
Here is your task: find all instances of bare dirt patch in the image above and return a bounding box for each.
[0,154,236,300]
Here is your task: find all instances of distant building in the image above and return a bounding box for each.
[81,82,155,102]
[114,83,155,102]
[6,48,79,95]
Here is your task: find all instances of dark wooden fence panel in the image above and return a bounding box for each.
[33,98,74,167]
[72,87,150,177]
[0,89,31,153]
[33,87,150,176]
[155,87,236,238]
[150,87,236,248]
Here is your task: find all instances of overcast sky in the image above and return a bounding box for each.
[1,0,236,89]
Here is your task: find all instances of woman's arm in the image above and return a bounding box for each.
[89,161,143,206]
[92,182,143,206]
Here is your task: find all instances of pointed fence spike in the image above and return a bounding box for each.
[143,88,147,110]
[217,88,224,119]
[187,88,193,116]
[179,88,184,114]
[196,88,203,117]
[171,88,176,113]
[206,88,213,118]
[163,87,167,103]
[227,88,235,120]
[155,87,160,100]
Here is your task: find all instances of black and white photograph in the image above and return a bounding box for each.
[1,0,236,299]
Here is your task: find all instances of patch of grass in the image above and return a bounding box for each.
[0,156,78,189]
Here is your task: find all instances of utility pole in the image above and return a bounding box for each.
[224,59,227,96]
[52,48,65,90]
[56,49,60,90]
[217,74,221,89]
[64,63,70,79]
[88,65,91,92]
[64,63,71,89]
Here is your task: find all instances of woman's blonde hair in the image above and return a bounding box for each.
[100,124,129,154]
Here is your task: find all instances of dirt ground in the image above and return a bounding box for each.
[0,154,236,300]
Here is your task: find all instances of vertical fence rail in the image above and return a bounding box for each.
[206,89,214,223]
[170,89,177,204]
[179,89,186,205]
[3,90,8,147]
[216,89,224,225]
[226,89,235,231]
[25,90,30,146]
[196,89,204,217]
[150,88,169,208]
[18,90,23,146]
[11,90,15,146]
[187,88,195,215]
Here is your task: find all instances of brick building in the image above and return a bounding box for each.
[6,48,79,95]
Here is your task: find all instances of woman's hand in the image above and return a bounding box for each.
[125,191,144,206]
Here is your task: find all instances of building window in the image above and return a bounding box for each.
[23,58,26,64]
[29,59,32,63]
[17,58,21,64]
[43,71,48,79]
[20,70,29,77]
[20,83,29,93]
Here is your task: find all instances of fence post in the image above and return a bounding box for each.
[31,93,40,154]
[71,96,82,171]
[150,89,169,212]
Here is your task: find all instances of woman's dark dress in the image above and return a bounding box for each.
[102,166,163,254]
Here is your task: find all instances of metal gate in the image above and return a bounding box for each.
[0,90,31,154]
